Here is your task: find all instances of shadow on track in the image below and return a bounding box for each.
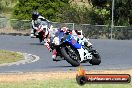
[46,64,93,69]
[29,43,44,46]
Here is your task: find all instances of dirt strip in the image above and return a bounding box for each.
[0,28,30,36]
[0,70,132,82]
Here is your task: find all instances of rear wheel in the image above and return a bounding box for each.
[60,45,80,67]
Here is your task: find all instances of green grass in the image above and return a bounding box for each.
[0,79,131,88]
[0,50,23,64]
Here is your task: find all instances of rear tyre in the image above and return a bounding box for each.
[60,46,80,67]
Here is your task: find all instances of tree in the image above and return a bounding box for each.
[0,0,18,14]
[88,0,132,26]
[60,4,93,24]
[13,0,70,21]
[0,0,2,13]
[88,0,109,7]
[87,0,111,25]
[114,0,132,26]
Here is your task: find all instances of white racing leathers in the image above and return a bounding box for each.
[30,16,51,37]
[82,37,92,47]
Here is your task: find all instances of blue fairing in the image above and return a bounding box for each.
[56,31,65,42]
[63,35,82,49]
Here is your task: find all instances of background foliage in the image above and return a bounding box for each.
[12,0,70,22]
[89,0,132,26]
[0,0,132,26]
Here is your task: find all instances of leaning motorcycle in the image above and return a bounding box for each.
[51,32,101,67]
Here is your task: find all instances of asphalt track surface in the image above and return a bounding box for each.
[0,35,132,73]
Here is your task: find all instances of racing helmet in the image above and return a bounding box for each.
[32,12,40,20]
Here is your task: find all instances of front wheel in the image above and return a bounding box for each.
[89,51,101,65]
[60,46,80,67]
[38,32,44,43]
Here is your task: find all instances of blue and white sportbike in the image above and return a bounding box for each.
[51,32,101,67]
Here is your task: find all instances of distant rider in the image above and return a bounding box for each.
[31,11,53,50]
[30,12,51,38]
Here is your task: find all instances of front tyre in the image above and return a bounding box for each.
[60,46,80,67]
[89,51,101,65]
[38,32,44,43]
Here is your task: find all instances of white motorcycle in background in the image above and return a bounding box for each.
[32,24,49,43]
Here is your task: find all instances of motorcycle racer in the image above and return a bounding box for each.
[30,11,51,38]
[51,26,69,61]
[30,11,53,51]
[51,27,92,61]
[72,29,92,48]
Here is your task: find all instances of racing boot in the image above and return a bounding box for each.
[52,50,60,61]
[30,30,36,38]
[44,42,52,52]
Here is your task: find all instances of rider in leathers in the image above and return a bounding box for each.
[51,28,92,61]
[31,12,52,50]
[31,12,51,38]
